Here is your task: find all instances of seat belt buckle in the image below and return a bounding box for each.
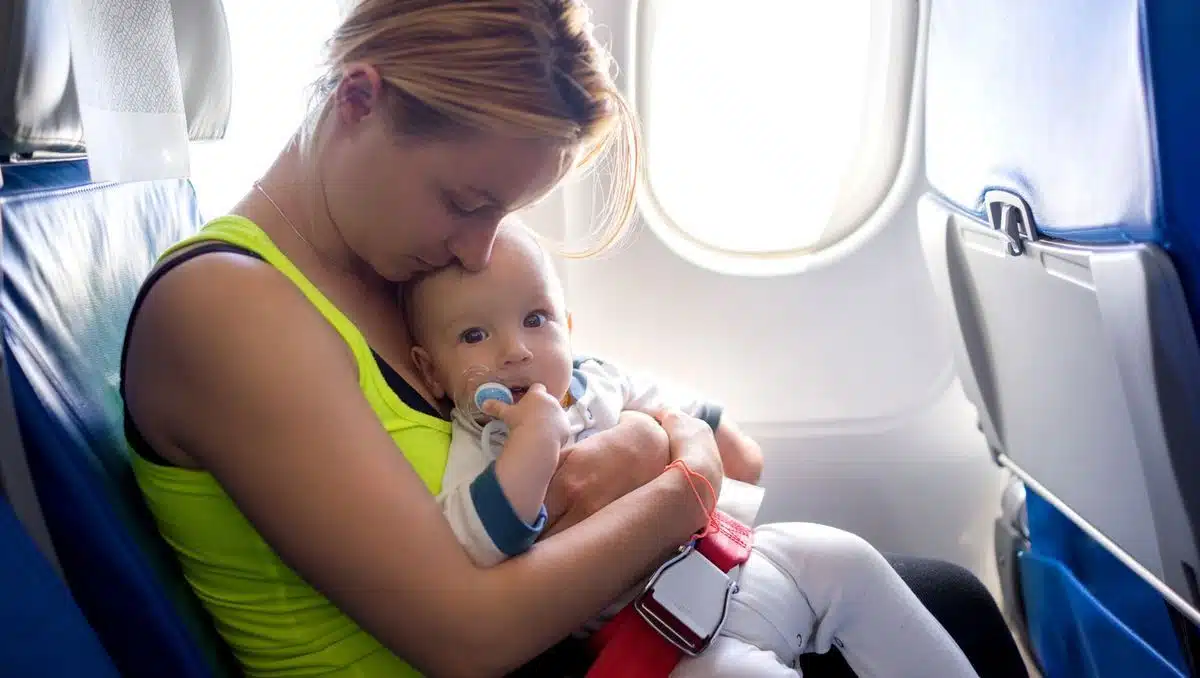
[632,541,738,656]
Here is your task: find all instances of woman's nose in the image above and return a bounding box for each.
[449,221,501,272]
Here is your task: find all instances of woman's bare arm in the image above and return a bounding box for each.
[540,411,670,538]
[124,254,716,678]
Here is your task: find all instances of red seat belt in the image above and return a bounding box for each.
[585,510,754,678]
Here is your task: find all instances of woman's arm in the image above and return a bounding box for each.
[540,410,671,538]
[540,412,761,540]
[125,255,718,678]
[571,358,763,488]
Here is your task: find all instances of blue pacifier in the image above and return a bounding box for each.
[474,382,513,411]
[475,382,514,454]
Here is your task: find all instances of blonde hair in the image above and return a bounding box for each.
[301,0,642,258]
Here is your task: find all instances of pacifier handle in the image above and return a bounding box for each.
[474,382,513,411]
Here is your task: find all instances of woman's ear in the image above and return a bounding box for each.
[334,62,385,126]
[410,346,445,399]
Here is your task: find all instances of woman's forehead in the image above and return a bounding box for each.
[438,135,577,212]
[420,229,551,308]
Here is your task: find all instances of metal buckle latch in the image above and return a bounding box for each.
[985,189,1038,256]
[632,541,739,656]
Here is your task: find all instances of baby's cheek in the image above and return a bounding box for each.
[447,357,489,403]
[443,373,468,404]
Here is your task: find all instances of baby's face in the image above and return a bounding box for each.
[408,226,573,412]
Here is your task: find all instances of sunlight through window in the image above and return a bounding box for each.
[642,0,875,254]
[188,0,340,221]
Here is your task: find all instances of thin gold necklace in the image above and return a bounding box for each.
[253,181,352,274]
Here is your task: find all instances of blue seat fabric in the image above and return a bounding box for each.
[0,492,121,678]
[0,160,238,678]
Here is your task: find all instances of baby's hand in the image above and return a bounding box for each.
[481,383,570,450]
[482,384,570,522]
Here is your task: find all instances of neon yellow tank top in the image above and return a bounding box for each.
[130,216,452,677]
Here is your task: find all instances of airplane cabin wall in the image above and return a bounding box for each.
[519,0,1008,589]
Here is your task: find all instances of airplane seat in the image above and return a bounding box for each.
[0,160,92,195]
[921,1,1200,677]
[0,489,121,677]
[0,1,241,677]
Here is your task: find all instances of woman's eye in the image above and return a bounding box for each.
[524,311,547,328]
[460,328,487,344]
[444,193,476,217]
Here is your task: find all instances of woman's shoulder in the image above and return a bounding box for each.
[122,237,358,449]
[130,237,356,380]
[134,211,346,350]
[137,235,323,340]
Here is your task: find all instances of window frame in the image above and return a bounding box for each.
[627,0,923,277]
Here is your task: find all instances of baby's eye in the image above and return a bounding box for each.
[460,328,487,344]
[524,311,547,328]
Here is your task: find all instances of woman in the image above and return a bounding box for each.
[121,1,1025,676]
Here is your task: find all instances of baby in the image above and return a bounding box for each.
[403,221,979,678]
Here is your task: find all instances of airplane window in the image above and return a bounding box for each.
[635,0,915,273]
[188,0,342,220]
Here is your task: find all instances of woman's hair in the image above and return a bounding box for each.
[301,0,642,258]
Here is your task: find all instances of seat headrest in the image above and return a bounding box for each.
[0,0,232,156]
[925,0,1200,247]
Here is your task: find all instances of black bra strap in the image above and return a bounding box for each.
[120,243,266,466]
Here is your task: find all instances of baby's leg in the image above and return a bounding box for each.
[669,636,797,678]
[725,522,979,678]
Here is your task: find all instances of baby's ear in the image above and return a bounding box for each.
[410,346,444,399]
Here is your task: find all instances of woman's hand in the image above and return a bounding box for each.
[655,408,724,521]
[541,410,669,537]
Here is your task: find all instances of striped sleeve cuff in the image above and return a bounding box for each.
[694,403,724,432]
[468,461,547,557]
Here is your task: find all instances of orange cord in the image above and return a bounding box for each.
[664,459,718,538]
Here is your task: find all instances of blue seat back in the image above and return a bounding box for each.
[926,2,1200,303]
[0,491,120,678]
[920,0,1200,675]
[0,164,238,677]
[0,0,238,675]
[0,160,92,195]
